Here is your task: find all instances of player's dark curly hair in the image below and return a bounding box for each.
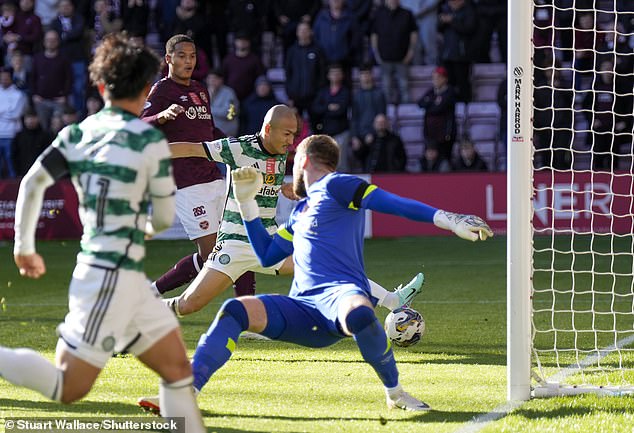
[165,34,195,55]
[300,135,340,171]
[89,33,160,100]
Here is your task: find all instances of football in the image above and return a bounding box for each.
[384,307,425,347]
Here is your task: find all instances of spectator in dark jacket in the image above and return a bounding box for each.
[284,21,325,120]
[312,0,357,68]
[30,29,72,131]
[582,60,629,171]
[371,0,418,104]
[272,0,322,54]
[351,65,386,168]
[311,64,352,172]
[239,75,280,135]
[364,113,407,173]
[418,66,457,161]
[453,138,488,171]
[222,35,266,102]
[472,0,507,62]
[14,0,43,59]
[50,0,88,114]
[171,0,210,59]
[420,144,451,172]
[122,0,149,39]
[11,106,54,177]
[533,66,573,170]
[227,0,266,53]
[438,0,477,102]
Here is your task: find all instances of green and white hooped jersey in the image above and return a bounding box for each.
[202,134,286,243]
[52,107,175,272]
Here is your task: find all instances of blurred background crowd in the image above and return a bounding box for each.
[0,0,632,178]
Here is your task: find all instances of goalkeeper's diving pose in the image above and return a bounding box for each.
[147,134,494,412]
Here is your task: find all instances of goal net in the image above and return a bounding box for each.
[508,0,634,399]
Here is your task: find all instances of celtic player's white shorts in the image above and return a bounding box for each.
[205,239,286,282]
[175,180,225,240]
[56,263,179,368]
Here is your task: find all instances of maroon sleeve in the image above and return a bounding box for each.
[141,82,167,126]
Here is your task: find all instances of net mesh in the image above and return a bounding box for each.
[531,0,634,389]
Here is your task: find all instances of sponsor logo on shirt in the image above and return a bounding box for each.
[192,205,207,217]
[258,184,279,197]
[264,174,275,185]
[185,105,211,120]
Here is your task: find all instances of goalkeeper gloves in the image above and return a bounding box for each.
[433,210,493,242]
[231,167,263,221]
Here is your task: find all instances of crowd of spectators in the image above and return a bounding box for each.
[0,0,631,178]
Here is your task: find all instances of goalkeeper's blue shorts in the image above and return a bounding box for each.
[257,284,376,348]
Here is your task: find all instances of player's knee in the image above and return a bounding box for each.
[218,298,249,330]
[160,357,193,383]
[345,305,376,335]
[60,381,92,404]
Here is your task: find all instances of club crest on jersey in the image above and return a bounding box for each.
[189,92,202,105]
[199,220,209,230]
[199,92,208,104]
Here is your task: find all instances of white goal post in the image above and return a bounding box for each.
[508,0,634,400]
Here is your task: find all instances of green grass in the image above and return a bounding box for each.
[1,236,634,432]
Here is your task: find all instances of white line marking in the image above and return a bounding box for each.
[453,333,634,433]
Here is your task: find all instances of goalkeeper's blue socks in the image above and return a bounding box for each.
[345,306,399,388]
[192,298,249,391]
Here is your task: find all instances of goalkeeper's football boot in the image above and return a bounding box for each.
[393,272,425,307]
[386,388,431,411]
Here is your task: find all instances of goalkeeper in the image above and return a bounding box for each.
[176,134,493,411]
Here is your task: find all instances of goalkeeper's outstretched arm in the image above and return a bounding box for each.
[363,188,493,242]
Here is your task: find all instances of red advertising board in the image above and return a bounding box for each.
[0,179,82,240]
[1,171,630,240]
[371,172,634,237]
[371,173,507,237]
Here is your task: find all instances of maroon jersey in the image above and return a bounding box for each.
[142,77,223,189]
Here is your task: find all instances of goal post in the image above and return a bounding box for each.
[508,0,634,400]
[507,0,534,402]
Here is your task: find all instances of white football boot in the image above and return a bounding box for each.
[393,272,425,307]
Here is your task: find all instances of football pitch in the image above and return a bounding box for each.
[1,236,634,433]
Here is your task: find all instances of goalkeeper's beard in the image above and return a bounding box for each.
[293,173,307,199]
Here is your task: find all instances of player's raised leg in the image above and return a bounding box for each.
[368,273,425,311]
[338,293,431,411]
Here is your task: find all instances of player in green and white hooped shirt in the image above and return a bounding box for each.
[4,33,205,433]
[161,105,424,318]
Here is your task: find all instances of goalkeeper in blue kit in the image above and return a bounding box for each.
[190,134,493,411]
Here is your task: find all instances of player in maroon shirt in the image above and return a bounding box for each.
[142,34,255,296]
